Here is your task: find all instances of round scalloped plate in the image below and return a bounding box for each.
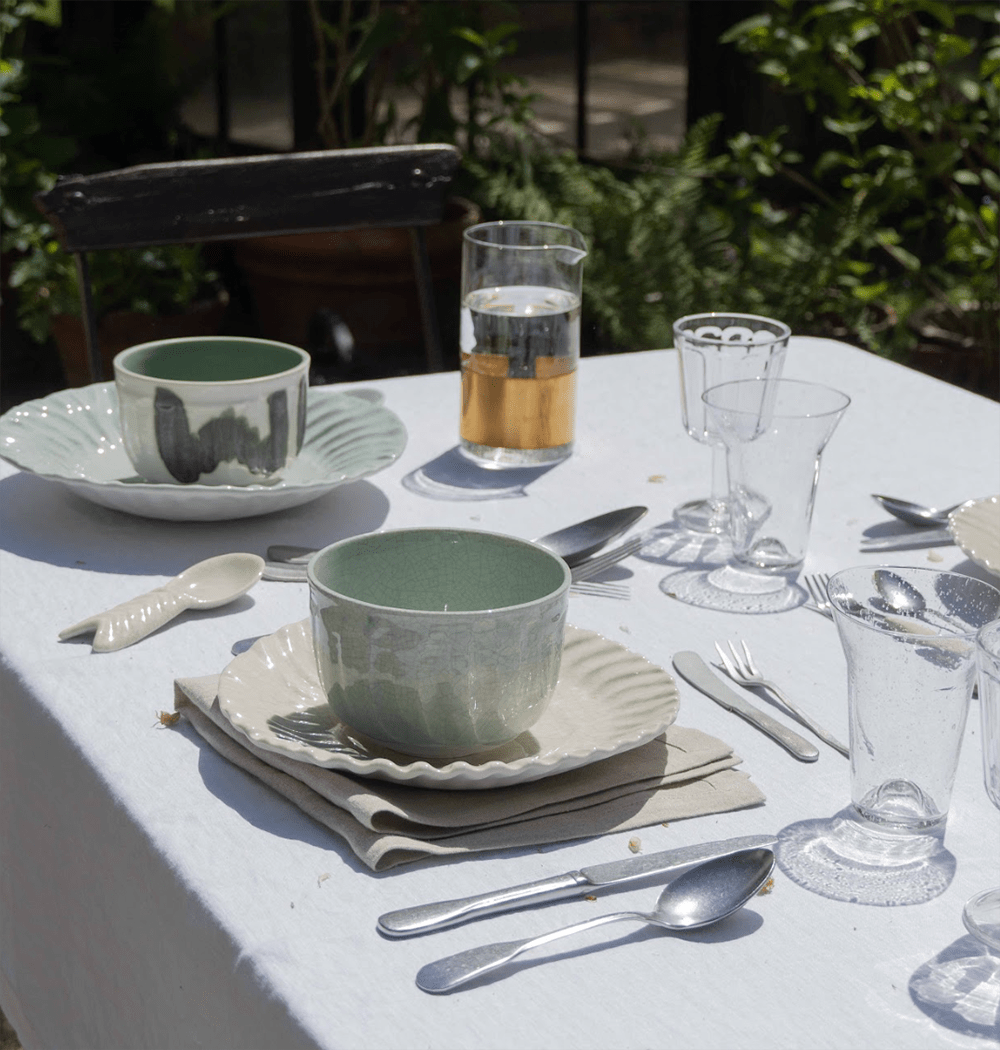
[950,496,1000,578]
[0,384,406,521]
[218,621,680,789]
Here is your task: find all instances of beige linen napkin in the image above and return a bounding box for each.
[174,675,764,871]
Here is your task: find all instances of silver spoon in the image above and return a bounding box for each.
[266,506,648,571]
[872,495,961,528]
[415,847,775,994]
[871,569,959,631]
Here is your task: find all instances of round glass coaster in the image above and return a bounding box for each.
[660,565,805,614]
[776,814,956,906]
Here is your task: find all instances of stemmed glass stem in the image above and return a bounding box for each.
[673,442,730,534]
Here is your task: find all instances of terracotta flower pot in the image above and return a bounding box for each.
[234,196,480,374]
[50,296,228,388]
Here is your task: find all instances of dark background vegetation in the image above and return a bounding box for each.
[2,0,997,411]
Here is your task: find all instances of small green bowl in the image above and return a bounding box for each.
[308,528,571,758]
[113,336,310,485]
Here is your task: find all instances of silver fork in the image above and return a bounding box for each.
[569,535,642,583]
[266,713,364,754]
[803,573,833,619]
[714,640,849,757]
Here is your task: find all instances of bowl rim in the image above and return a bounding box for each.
[113,335,310,387]
[307,526,572,616]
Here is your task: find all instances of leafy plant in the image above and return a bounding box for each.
[718,0,999,363]
[308,0,533,158]
[468,0,997,391]
[1,0,220,346]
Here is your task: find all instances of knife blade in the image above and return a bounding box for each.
[672,652,819,762]
[860,527,954,551]
[376,833,776,937]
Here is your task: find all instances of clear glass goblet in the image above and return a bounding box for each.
[673,312,790,534]
[963,618,1000,950]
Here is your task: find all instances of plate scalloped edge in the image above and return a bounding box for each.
[949,495,1000,578]
[0,383,407,521]
[217,621,680,789]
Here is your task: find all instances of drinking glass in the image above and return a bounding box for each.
[673,313,790,533]
[963,618,1000,950]
[459,221,587,468]
[828,567,1000,832]
[660,378,848,614]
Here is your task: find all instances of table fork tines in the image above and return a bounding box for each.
[714,639,849,758]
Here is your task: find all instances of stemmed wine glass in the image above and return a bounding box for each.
[673,312,790,534]
[963,618,1000,950]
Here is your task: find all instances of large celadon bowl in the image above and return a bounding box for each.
[307,528,571,758]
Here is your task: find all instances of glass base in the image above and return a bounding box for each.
[964,887,1000,951]
[853,780,946,832]
[777,813,954,906]
[458,438,572,469]
[673,496,729,534]
[660,565,805,614]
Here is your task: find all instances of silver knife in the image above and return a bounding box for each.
[376,833,776,937]
[860,527,954,551]
[672,652,819,762]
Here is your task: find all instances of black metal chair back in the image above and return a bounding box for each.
[33,144,461,381]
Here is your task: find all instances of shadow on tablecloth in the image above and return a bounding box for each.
[910,934,1000,1038]
[0,472,390,576]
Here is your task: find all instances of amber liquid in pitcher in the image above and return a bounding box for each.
[459,285,579,455]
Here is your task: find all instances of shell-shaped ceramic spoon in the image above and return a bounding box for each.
[59,553,265,653]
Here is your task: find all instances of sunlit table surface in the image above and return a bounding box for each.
[1,338,999,1050]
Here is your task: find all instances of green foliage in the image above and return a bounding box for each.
[310,0,532,157]
[1,0,220,345]
[719,0,999,359]
[470,0,997,370]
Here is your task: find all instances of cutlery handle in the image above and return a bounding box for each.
[378,874,587,937]
[59,588,188,652]
[673,653,819,762]
[733,704,820,761]
[416,911,644,993]
[760,683,849,758]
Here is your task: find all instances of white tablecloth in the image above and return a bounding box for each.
[2,339,998,1049]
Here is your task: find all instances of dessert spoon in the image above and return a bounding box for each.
[416,847,775,993]
[872,495,961,528]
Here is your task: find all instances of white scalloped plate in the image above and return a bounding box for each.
[950,496,1000,578]
[218,621,680,789]
[0,384,406,521]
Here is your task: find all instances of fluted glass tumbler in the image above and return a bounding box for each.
[828,567,1000,832]
[704,378,850,578]
[673,312,789,533]
[963,618,1000,950]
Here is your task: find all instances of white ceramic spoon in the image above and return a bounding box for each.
[59,552,265,652]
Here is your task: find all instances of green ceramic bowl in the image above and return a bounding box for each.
[113,336,310,485]
[308,528,571,758]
